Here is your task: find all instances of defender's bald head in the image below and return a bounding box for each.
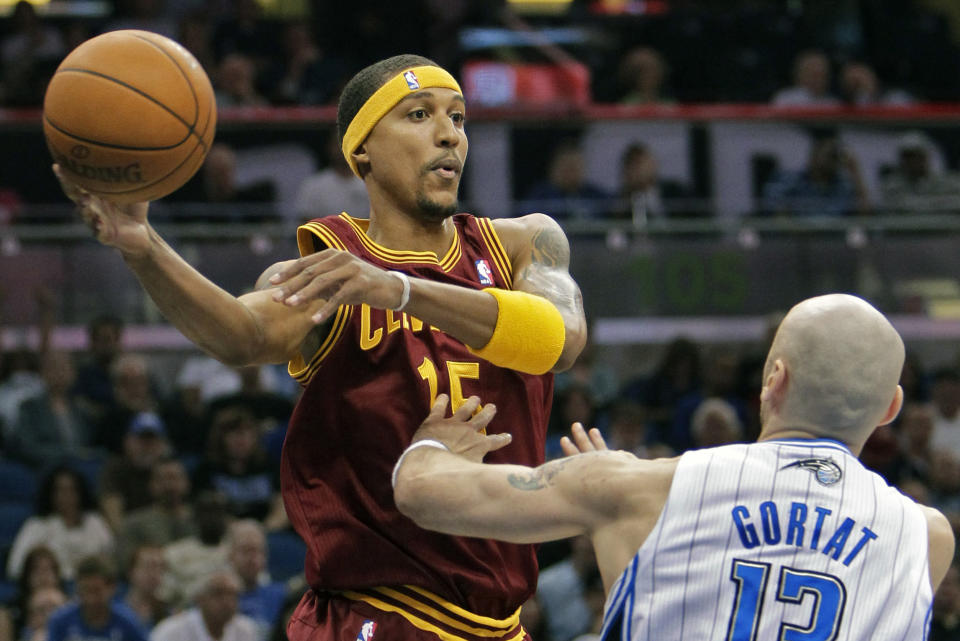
[762,294,904,443]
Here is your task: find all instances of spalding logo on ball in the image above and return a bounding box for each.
[43,30,217,204]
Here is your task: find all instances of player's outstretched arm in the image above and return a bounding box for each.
[394,395,636,544]
[55,165,318,366]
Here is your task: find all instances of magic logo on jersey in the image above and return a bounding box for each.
[475,259,494,285]
[781,458,843,486]
[356,620,377,641]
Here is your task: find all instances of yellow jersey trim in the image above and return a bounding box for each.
[342,588,523,641]
[288,221,351,384]
[369,587,519,635]
[339,214,462,272]
[401,585,521,629]
[475,218,513,289]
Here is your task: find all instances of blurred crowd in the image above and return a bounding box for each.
[2,0,960,108]
[4,296,960,639]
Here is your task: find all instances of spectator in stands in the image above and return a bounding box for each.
[264,22,348,106]
[899,403,936,483]
[605,400,671,459]
[177,11,215,76]
[928,450,960,515]
[689,397,745,448]
[880,131,960,214]
[99,412,173,533]
[214,54,269,108]
[0,348,44,437]
[151,567,257,641]
[860,423,906,482]
[7,467,114,582]
[670,347,749,451]
[121,544,169,629]
[163,491,230,609]
[227,520,286,641]
[5,546,67,641]
[621,337,701,441]
[772,49,841,106]
[293,134,369,224]
[761,133,870,216]
[839,60,914,106]
[73,315,124,426]
[616,142,698,222]
[901,351,931,403]
[193,143,276,206]
[211,0,275,66]
[549,383,597,442]
[47,555,148,641]
[21,585,66,641]
[0,1,65,107]
[10,351,92,467]
[118,457,196,570]
[193,405,286,528]
[104,0,177,39]
[930,368,960,458]
[517,596,548,641]
[522,141,612,220]
[536,535,598,641]
[616,46,673,105]
[95,354,158,454]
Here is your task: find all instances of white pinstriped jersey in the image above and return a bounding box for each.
[599,438,933,641]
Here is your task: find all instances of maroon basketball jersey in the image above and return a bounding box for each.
[281,213,553,618]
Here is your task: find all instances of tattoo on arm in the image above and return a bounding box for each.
[516,224,583,317]
[507,459,568,491]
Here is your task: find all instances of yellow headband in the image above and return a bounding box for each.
[341,66,463,177]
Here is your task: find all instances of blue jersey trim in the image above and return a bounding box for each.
[765,438,853,455]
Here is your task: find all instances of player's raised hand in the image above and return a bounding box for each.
[412,394,511,463]
[268,249,408,323]
[560,422,608,457]
[53,164,151,256]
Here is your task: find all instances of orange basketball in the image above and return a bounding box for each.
[43,30,216,204]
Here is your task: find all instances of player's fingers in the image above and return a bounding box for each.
[559,435,580,457]
[482,432,512,455]
[588,427,609,450]
[427,394,450,420]
[453,396,482,421]
[268,250,334,285]
[468,403,497,432]
[52,164,90,204]
[569,422,596,452]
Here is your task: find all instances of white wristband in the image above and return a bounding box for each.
[389,271,411,311]
[391,439,449,489]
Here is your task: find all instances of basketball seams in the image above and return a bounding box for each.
[80,94,216,198]
[128,33,202,135]
[53,68,194,148]
[44,114,186,151]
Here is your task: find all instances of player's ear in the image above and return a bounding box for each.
[352,143,370,177]
[760,359,787,404]
[878,385,904,427]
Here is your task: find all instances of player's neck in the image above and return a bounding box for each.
[366,205,456,256]
[758,425,862,456]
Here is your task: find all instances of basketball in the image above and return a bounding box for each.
[43,30,216,204]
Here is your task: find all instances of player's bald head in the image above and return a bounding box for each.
[762,294,904,440]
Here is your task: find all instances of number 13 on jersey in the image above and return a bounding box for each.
[728,559,846,641]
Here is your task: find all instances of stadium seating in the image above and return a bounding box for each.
[267,530,306,582]
[0,460,37,504]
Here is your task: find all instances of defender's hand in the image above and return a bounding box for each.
[412,395,511,463]
[53,164,151,256]
[269,249,408,323]
[560,422,608,457]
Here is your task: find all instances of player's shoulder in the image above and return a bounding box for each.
[490,214,567,261]
[491,213,563,237]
